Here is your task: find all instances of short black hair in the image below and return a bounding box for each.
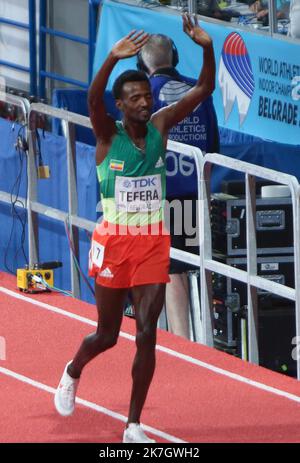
[112,70,150,99]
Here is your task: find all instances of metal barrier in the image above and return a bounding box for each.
[165,140,204,342]
[39,0,101,98]
[200,153,300,379]
[0,0,37,95]
[0,92,30,120]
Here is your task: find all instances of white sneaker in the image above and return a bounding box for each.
[123,423,156,443]
[54,361,79,417]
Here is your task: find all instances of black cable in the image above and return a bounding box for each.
[35,128,45,167]
[14,125,28,265]
[4,124,28,274]
[4,126,22,274]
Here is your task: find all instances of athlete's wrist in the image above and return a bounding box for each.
[108,51,119,63]
[198,40,213,50]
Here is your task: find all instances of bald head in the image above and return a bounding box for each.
[139,34,175,75]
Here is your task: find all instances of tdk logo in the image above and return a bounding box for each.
[123,178,156,188]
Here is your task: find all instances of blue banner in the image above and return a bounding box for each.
[94,0,300,146]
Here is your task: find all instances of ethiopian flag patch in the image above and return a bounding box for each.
[109,159,124,172]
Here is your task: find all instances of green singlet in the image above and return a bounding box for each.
[97,121,166,227]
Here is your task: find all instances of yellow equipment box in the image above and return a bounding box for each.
[17,268,54,293]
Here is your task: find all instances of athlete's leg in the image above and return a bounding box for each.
[68,283,128,378]
[165,273,190,338]
[127,283,166,423]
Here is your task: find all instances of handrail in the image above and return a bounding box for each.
[0,0,37,95]
[200,152,300,379]
[0,92,31,120]
[29,103,92,129]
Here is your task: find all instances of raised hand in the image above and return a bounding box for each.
[111,30,149,60]
[182,13,212,48]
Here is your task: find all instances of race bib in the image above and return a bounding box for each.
[115,174,162,212]
[90,240,105,268]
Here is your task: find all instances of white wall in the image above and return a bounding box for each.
[0,0,34,91]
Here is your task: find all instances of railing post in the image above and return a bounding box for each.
[27,112,39,266]
[29,0,37,96]
[165,140,204,342]
[66,122,80,298]
[188,0,197,14]
[188,271,203,343]
[268,0,278,36]
[245,173,259,364]
[292,186,300,380]
[200,161,214,347]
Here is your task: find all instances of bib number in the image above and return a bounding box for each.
[90,240,105,268]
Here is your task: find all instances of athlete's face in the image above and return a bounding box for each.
[116,81,153,123]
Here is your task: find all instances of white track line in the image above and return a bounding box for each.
[1,286,300,406]
[0,365,186,443]
[0,286,134,341]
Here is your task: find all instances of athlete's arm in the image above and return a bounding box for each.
[88,30,149,142]
[152,14,215,135]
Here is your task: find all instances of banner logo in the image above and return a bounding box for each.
[218,32,255,126]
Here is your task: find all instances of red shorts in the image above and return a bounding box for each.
[88,221,170,288]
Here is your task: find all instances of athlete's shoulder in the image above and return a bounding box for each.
[147,119,161,135]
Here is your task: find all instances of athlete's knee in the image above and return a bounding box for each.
[100,330,119,350]
[90,330,119,352]
[136,327,156,350]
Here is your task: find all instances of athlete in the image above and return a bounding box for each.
[54,14,215,443]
